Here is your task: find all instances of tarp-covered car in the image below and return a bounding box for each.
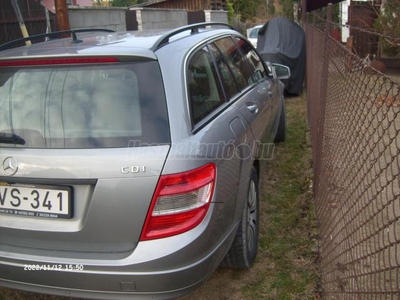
[257,17,306,95]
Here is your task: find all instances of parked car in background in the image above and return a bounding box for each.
[246,24,263,48]
[0,23,290,300]
[257,17,306,95]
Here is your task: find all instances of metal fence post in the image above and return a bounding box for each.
[302,0,307,28]
[313,3,332,197]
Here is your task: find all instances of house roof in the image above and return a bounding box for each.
[138,0,345,12]
[305,0,346,12]
[134,0,226,10]
[133,0,168,7]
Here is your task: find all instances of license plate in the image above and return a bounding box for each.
[0,183,71,219]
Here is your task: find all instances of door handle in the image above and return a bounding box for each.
[258,80,274,96]
[246,103,259,114]
[267,88,274,96]
[258,86,273,96]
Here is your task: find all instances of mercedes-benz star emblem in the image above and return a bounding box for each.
[2,157,19,176]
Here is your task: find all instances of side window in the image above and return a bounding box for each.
[188,46,225,125]
[208,43,239,100]
[214,37,253,90]
[234,37,267,82]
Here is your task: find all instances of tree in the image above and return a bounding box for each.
[374,0,400,58]
[227,0,234,24]
[230,0,296,23]
[266,0,276,17]
[275,0,294,19]
[111,0,137,7]
[231,0,265,21]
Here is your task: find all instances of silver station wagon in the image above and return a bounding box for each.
[0,23,289,299]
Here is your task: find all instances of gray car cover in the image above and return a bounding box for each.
[257,17,306,95]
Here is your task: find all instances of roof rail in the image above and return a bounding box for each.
[151,22,235,51]
[0,28,115,51]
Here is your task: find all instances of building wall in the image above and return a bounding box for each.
[67,7,227,32]
[0,2,227,46]
[132,8,188,30]
[0,0,56,45]
[68,7,127,31]
[135,0,227,11]
[204,10,227,23]
[75,0,92,6]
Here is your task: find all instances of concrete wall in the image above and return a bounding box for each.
[205,10,228,23]
[67,7,228,32]
[68,7,127,31]
[74,0,92,6]
[131,8,187,31]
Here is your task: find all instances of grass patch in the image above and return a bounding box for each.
[243,94,319,300]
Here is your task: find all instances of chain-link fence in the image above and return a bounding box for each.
[306,6,400,299]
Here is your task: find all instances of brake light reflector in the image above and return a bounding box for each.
[0,57,119,67]
[140,163,216,241]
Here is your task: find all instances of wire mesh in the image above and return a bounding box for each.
[306,14,400,299]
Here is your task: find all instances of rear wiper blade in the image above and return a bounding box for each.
[0,133,25,145]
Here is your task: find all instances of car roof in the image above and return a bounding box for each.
[0,31,163,60]
[0,23,239,61]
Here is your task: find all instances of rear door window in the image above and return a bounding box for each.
[214,37,254,90]
[234,37,267,82]
[0,61,170,148]
[207,43,239,100]
[187,46,225,125]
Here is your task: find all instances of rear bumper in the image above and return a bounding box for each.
[0,258,211,300]
[0,220,237,300]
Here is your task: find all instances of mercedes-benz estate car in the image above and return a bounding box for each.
[0,23,290,299]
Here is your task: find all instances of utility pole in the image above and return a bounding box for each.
[54,0,70,32]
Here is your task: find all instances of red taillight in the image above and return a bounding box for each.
[140,163,216,241]
[0,57,119,67]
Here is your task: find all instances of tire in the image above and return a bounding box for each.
[274,100,286,143]
[221,166,259,269]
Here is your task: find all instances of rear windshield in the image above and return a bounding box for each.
[0,61,170,148]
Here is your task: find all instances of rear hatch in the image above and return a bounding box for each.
[0,57,170,258]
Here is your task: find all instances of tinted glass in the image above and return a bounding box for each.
[188,46,225,124]
[214,37,252,90]
[208,43,239,100]
[234,37,267,82]
[0,62,170,148]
